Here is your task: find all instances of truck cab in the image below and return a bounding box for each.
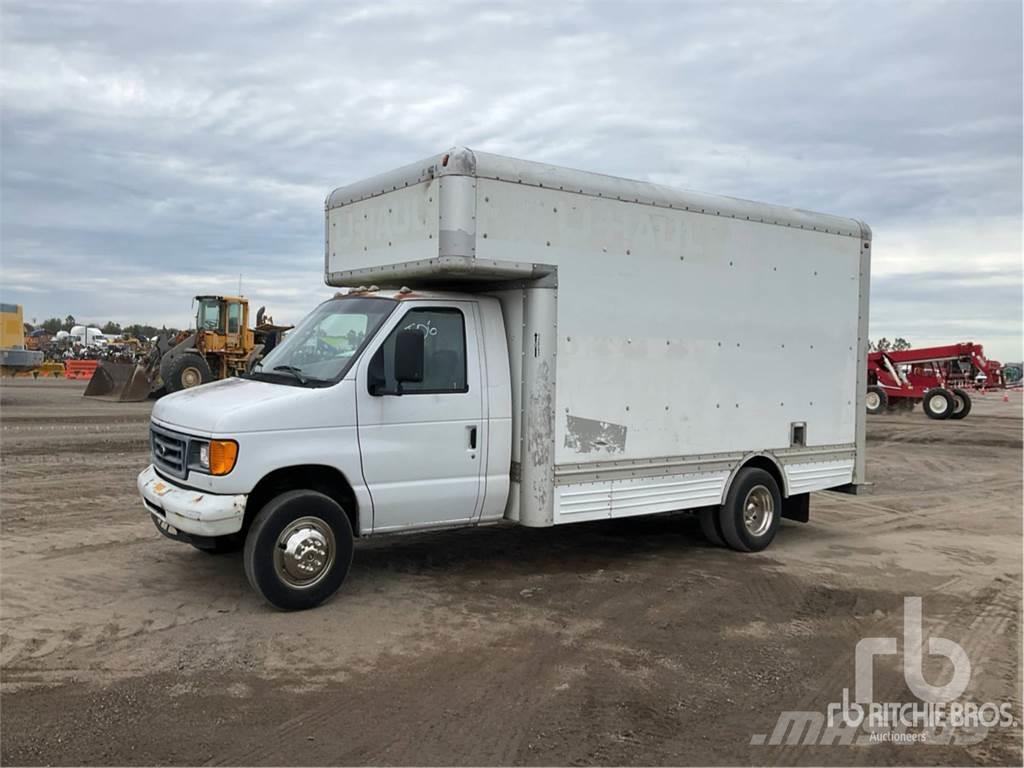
[140,288,512,609]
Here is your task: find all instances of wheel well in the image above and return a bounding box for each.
[727,454,788,500]
[244,465,359,536]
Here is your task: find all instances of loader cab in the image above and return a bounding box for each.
[194,296,249,354]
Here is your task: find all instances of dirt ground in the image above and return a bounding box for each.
[1,379,1021,766]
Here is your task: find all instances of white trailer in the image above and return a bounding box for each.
[138,148,871,609]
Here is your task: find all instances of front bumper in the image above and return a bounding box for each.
[137,464,246,538]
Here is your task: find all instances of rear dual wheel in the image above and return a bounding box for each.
[700,468,781,552]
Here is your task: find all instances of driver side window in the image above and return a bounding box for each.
[370,308,467,394]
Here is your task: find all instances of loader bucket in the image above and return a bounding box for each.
[83,362,156,402]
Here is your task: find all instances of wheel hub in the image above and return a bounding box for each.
[866,392,880,409]
[929,394,948,414]
[181,366,202,388]
[742,485,774,537]
[274,517,335,588]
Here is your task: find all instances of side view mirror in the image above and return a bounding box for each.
[367,348,386,396]
[394,329,424,389]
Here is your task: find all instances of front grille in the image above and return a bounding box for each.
[151,425,188,479]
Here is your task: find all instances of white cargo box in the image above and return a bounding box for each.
[326,148,870,527]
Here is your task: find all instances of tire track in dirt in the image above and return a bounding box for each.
[761,573,1020,766]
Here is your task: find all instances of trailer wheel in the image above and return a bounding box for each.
[719,468,781,553]
[922,388,955,420]
[865,386,888,415]
[699,506,725,547]
[165,352,212,393]
[243,490,354,611]
[949,387,972,420]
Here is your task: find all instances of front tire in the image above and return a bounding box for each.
[949,387,972,420]
[719,468,781,553]
[165,352,213,393]
[923,388,955,420]
[865,386,888,415]
[243,490,354,610]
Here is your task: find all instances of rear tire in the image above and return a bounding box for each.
[699,506,725,547]
[865,386,888,415]
[165,352,212,393]
[949,388,972,420]
[719,468,781,553]
[923,388,955,420]
[243,490,354,611]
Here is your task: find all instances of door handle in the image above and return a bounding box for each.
[468,426,477,450]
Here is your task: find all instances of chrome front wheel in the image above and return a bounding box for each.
[244,490,354,611]
[273,516,336,589]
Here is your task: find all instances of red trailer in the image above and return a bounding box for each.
[866,342,1003,420]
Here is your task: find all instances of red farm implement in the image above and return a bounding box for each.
[866,342,1004,420]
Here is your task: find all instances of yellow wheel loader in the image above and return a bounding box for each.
[85,296,290,401]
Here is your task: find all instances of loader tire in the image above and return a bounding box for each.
[865,386,888,415]
[923,388,955,420]
[165,353,212,393]
[949,388,972,420]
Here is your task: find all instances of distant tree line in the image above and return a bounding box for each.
[31,315,180,339]
[869,337,912,352]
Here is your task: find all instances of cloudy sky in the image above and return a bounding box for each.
[1,0,1021,360]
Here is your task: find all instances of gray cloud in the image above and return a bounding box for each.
[1,0,1020,359]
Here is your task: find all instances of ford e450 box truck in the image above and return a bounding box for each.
[138,148,871,609]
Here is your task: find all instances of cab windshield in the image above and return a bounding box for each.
[198,299,222,331]
[250,297,396,386]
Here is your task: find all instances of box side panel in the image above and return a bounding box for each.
[554,470,728,524]
[853,238,872,485]
[783,458,856,495]
[474,178,862,466]
[326,180,439,281]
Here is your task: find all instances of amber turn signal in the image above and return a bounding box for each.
[209,440,238,475]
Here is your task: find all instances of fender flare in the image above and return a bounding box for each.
[720,451,790,503]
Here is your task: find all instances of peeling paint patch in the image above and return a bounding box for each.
[564,415,627,454]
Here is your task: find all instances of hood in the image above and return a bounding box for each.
[152,376,356,434]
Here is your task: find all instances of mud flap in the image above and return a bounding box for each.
[782,493,810,523]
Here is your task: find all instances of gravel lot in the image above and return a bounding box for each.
[1,379,1020,766]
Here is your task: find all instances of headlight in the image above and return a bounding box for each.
[191,439,238,476]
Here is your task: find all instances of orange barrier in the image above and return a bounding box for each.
[65,360,99,381]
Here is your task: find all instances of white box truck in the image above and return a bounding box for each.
[138,148,871,610]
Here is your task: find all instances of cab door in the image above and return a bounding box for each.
[225,300,242,351]
[355,302,484,532]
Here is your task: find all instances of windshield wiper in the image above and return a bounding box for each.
[271,365,308,385]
